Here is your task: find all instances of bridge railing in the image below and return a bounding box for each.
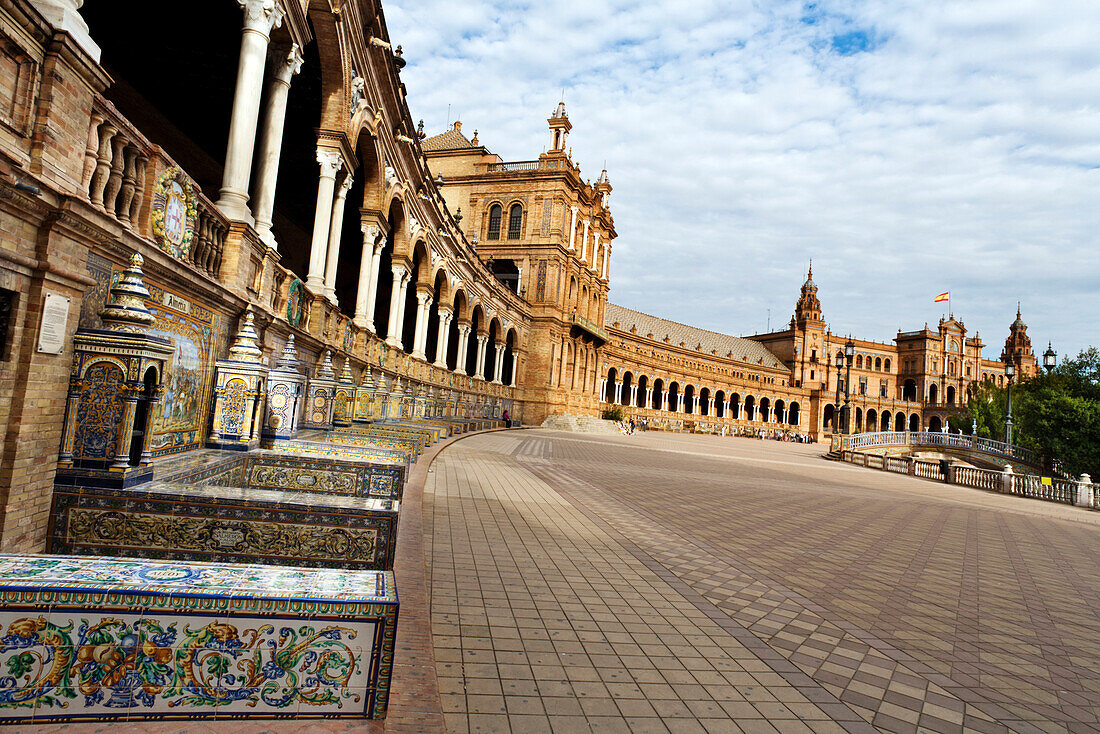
[842,431,1038,465]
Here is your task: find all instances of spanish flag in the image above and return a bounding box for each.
[934,292,950,303]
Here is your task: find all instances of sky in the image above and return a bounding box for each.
[385,0,1100,361]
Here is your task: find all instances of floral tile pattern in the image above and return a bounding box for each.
[0,555,397,723]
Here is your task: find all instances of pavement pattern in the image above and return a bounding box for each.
[425,429,1100,734]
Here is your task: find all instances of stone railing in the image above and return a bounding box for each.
[573,313,609,342]
[836,431,1039,466]
[837,451,1095,510]
[487,160,540,172]
[84,95,228,279]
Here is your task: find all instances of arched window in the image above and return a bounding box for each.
[488,204,502,240]
[856,355,863,369]
[875,357,882,371]
[508,204,523,239]
[884,358,891,372]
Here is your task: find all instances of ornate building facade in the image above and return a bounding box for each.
[0,0,1042,558]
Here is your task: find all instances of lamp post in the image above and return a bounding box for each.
[843,338,855,434]
[834,352,844,434]
[1043,342,1057,373]
[1004,362,1015,446]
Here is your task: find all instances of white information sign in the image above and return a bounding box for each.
[37,291,70,354]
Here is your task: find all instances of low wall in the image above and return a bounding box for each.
[0,554,398,723]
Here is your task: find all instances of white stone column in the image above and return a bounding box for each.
[394,272,412,347]
[385,264,408,348]
[646,387,654,409]
[568,206,578,251]
[475,335,489,379]
[661,393,668,411]
[598,379,606,401]
[216,0,285,221]
[322,172,354,302]
[580,219,590,263]
[591,232,601,272]
[614,382,622,405]
[628,385,637,406]
[492,342,506,384]
[434,310,453,368]
[253,43,303,248]
[602,243,611,280]
[305,151,343,292]
[454,325,471,375]
[354,224,382,329]
[411,290,432,360]
[709,398,715,416]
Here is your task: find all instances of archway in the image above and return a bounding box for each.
[129,367,158,466]
[895,412,905,431]
[668,382,680,412]
[881,411,891,431]
[447,290,468,372]
[866,408,877,432]
[651,378,664,409]
[605,368,618,403]
[425,269,446,363]
[699,387,710,416]
[788,401,800,426]
[620,371,634,406]
[928,383,938,404]
[903,379,917,401]
[636,375,648,409]
[823,404,835,431]
[947,385,956,405]
[774,399,785,425]
[715,390,725,419]
[744,395,756,421]
[759,397,770,422]
[400,242,429,353]
[929,415,942,432]
[373,199,403,341]
[466,305,484,376]
[485,318,500,382]
[502,328,517,386]
[854,407,863,432]
[730,393,740,420]
[909,414,919,432]
[683,385,696,414]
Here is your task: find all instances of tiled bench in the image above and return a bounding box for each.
[0,555,398,723]
[48,483,399,570]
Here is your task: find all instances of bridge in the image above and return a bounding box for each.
[830,430,1040,468]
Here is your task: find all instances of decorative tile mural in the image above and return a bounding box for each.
[83,253,221,457]
[0,555,397,723]
[48,484,398,569]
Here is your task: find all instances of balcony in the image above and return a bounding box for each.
[571,314,609,343]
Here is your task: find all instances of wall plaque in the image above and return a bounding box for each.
[37,291,70,354]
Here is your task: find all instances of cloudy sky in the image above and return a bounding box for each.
[386,0,1100,360]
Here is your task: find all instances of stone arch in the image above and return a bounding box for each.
[502,327,518,386]
[466,304,485,376]
[866,408,878,431]
[896,412,906,431]
[683,384,696,414]
[788,401,800,426]
[714,390,725,418]
[902,379,917,401]
[605,367,618,403]
[668,382,680,412]
[774,399,786,425]
[855,406,863,432]
[307,5,356,133]
[651,378,664,409]
[620,371,634,406]
[928,415,942,432]
[486,317,501,382]
[947,385,956,405]
[759,397,771,422]
[699,387,711,416]
[928,383,939,404]
[636,374,649,408]
[744,395,756,421]
[823,404,835,431]
[909,414,919,432]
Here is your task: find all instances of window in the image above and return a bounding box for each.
[488,204,502,239]
[859,376,867,395]
[0,288,13,360]
[880,379,888,397]
[875,357,882,371]
[884,358,891,372]
[507,203,523,239]
[856,355,863,369]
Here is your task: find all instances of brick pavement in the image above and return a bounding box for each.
[425,429,1100,734]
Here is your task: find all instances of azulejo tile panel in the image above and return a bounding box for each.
[48,485,398,570]
[0,555,397,723]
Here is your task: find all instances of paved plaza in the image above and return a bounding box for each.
[425,430,1100,734]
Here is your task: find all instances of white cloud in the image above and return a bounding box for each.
[387,0,1100,359]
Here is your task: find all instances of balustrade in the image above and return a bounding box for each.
[83,96,227,280]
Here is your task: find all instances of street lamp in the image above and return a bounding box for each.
[834,351,844,434]
[1004,362,1015,446]
[843,338,855,434]
[1043,342,1057,373]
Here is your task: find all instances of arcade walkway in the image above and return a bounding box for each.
[424,430,1100,734]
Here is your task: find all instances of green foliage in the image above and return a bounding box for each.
[952,348,1100,478]
[601,404,625,422]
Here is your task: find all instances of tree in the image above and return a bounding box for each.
[949,381,1006,439]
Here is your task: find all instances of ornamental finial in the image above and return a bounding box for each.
[227,310,264,363]
[99,252,157,332]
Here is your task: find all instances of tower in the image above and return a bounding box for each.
[794,263,823,326]
[1001,305,1037,376]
